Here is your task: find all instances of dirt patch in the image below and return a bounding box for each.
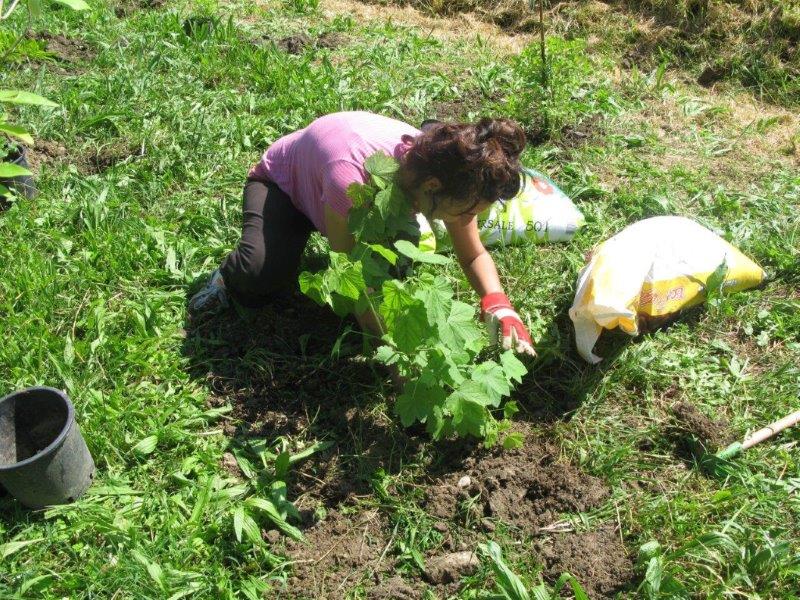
[220,451,243,478]
[316,30,348,49]
[254,31,347,54]
[424,428,609,532]
[321,0,534,55]
[184,292,422,509]
[277,33,312,54]
[670,401,732,458]
[25,140,68,175]
[423,550,479,585]
[560,113,604,149]
[368,575,421,599]
[80,143,141,174]
[278,509,391,599]
[535,526,634,599]
[114,0,166,18]
[697,64,730,88]
[34,32,95,64]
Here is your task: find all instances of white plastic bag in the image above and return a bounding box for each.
[569,216,766,364]
[418,167,584,252]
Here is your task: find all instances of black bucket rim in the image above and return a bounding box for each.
[0,386,75,472]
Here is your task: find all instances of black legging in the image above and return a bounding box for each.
[220,178,314,307]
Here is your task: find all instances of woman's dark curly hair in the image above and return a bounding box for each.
[401,117,526,212]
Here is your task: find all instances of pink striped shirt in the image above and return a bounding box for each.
[249,112,420,235]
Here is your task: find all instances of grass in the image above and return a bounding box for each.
[368,0,800,105]
[1,0,799,597]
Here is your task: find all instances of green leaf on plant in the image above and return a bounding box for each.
[502,432,524,450]
[448,379,496,407]
[326,253,365,300]
[394,239,451,265]
[414,274,453,326]
[288,440,334,465]
[367,243,397,265]
[478,541,531,600]
[346,181,375,209]
[500,351,527,383]
[450,398,489,438]
[51,0,91,10]
[395,382,446,427]
[233,506,245,542]
[240,509,262,545]
[380,279,415,328]
[438,301,483,353]
[374,183,406,218]
[0,90,58,107]
[0,123,33,145]
[364,151,399,181]
[246,497,304,541]
[392,301,429,352]
[132,435,158,455]
[0,163,32,178]
[471,360,511,402]
[274,451,290,480]
[1,539,42,560]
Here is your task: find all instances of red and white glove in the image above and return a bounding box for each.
[480,292,536,356]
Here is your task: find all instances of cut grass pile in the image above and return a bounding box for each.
[1,0,799,597]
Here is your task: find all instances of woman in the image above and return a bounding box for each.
[190,111,535,355]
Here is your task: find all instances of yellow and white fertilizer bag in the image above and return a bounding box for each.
[418,167,584,252]
[570,216,766,364]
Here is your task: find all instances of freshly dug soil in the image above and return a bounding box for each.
[277,34,312,54]
[368,575,420,599]
[254,31,346,54]
[278,509,391,599]
[26,140,68,174]
[424,429,609,532]
[535,526,634,599]
[185,291,420,507]
[560,114,604,150]
[316,31,348,49]
[35,32,95,64]
[671,401,732,458]
[81,144,141,174]
[114,0,165,18]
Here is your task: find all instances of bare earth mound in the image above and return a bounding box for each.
[425,432,609,531]
[535,526,634,599]
[279,509,391,599]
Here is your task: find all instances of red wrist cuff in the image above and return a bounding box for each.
[481,292,512,313]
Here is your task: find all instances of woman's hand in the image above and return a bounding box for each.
[480,292,536,356]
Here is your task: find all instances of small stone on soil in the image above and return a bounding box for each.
[423,551,479,585]
[220,451,242,477]
[262,529,281,544]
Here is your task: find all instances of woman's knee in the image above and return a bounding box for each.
[223,251,293,298]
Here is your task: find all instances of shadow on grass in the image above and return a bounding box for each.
[517,304,710,424]
[180,277,424,510]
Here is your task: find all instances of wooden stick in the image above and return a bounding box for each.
[741,409,800,450]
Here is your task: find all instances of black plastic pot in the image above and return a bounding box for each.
[0,387,95,509]
[0,145,37,204]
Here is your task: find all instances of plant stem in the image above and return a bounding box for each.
[0,2,33,65]
[538,0,547,88]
